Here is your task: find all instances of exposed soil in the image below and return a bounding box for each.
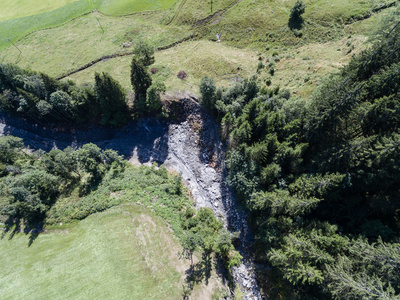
[0,98,262,299]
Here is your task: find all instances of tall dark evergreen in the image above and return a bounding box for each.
[94,72,128,126]
[130,57,152,115]
[133,39,155,67]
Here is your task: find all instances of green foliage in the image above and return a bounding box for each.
[290,1,306,21]
[130,57,152,115]
[326,238,400,299]
[133,39,155,67]
[0,63,107,124]
[48,90,76,121]
[94,72,128,126]
[226,150,260,201]
[182,207,222,252]
[289,1,305,30]
[181,207,240,269]
[5,169,60,223]
[146,81,165,115]
[0,135,23,164]
[201,21,400,297]
[199,76,217,114]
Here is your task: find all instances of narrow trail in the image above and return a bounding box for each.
[0,98,263,299]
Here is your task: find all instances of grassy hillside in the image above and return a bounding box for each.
[189,0,394,48]
[98,0,177,16]
[1,0,395,97]
[0,0,179,51]
[1,1,399,298]
[0,0,77,22]
[64,40,258,93]
[0,204,223,299]
[0,12,191,78]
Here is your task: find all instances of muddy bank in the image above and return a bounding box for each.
[0,99,262,299]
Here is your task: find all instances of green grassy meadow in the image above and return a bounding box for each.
[0,204,190,299]
[0,0,178,51]
[98,0,177,16]
[0,11,191,78]
[65,40,259,93]
[0,0,78,22]
[0,1,399,299]
[0,0,393,96]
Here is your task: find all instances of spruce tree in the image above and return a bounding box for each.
[130,57,152,115]
[94,72,128,126]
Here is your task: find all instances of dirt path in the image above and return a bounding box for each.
[0,98,262,299]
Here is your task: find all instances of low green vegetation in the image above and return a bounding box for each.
[0,12,192,77]
[199,16,400,299]
[98,0,176,16]
[171,0,237,25]
[0,0,77,22]
[63,40,258,94]
[0,0,96,51]
[0,135,240,297]
[0,204,189,299]
[0,0,178,51]
[198,0,394,50]
[0,0,391,88]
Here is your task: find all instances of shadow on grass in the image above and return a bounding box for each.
[1,215,43,247]
[182,252,232,299]
[182,252,212,299]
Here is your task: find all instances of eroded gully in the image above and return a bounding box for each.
[0,98,262,299]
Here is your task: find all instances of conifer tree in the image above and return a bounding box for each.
[130,57,152,115]
[94,72,128,126]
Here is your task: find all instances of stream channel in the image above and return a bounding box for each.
[0,98,263,299]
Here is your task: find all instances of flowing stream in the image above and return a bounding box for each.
[0,98,263,299]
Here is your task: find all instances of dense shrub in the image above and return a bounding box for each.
[177,70,188,80]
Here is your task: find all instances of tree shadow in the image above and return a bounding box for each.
[108,118,169,165]
[1,215,42,247]
[0,112,169,166]
[1,217,21,241]
[182,252,214,299]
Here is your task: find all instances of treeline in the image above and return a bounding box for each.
[200,21,400,299]
[0,40,164,126]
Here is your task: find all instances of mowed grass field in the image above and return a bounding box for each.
[0,0,178,50]
[0,204,219,300]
